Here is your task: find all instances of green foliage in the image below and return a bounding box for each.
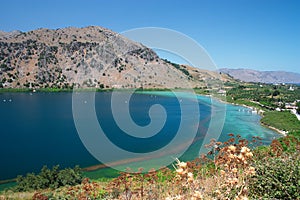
[249,152,300,199]
[0,88,32,93]
[225,83,300,133]
[261,111,300,132]
[14,165,83,192]
[0,63,10,72]
[288,131,300,140]
[156,168,174,183]
[297,101,300,114]
[1,77,7,83]
[277,131,300,153]
[250,134,300,199]
[226,83,300,107]
[272,90,280,96]
[163,59,192,78]
[227,98,266,111]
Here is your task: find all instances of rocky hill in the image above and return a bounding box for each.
[220,68,300,84]
[0,26,232,89]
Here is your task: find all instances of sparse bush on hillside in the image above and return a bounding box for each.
[163,59,192,79]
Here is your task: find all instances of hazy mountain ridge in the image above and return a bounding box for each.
[220,68,300,84]
[0,26,233,89]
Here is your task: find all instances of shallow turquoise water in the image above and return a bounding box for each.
[0,91,279,181]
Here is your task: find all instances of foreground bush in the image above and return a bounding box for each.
[249,133,300,200]
[14,165,83,192]
[249,152,300,199]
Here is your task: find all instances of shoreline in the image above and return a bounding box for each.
[206,95,287,136]
[230,103,287,136]
[260,122,287,136]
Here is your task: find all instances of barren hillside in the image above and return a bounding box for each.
[0,26,231,89]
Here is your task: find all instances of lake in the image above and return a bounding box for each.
[0,91,279,181]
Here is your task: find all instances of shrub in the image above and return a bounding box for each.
[249,152,300,199]
[14,165,83,192]
[272,90,280,96]
[277,132,300,153]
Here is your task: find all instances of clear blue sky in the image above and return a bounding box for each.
[1,0,299,73]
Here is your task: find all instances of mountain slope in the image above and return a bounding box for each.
[220,68,300,84]
[0,26,203,89]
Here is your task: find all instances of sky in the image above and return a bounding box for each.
[0,0,299,73]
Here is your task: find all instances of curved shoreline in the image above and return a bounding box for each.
[260,122,287,136]
[233,103,287,136]
[233,103,286,136]
[210,96,287,137]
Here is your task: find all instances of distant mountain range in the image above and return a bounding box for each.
[0,26,233,89]
[220,68,300,84]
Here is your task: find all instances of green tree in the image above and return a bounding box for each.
[272,90,280,97]
[296,102,300,114]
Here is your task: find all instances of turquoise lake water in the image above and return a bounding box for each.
[0,91,279,181]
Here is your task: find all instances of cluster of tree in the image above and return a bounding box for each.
[226,83,300,109]
[14,165,83,192]
[297,102,300,114]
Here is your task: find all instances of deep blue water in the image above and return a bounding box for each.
[0,91,279,180]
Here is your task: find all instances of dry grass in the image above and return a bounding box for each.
[0,192,34,200]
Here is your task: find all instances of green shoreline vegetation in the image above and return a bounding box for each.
[0,83,299,199]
